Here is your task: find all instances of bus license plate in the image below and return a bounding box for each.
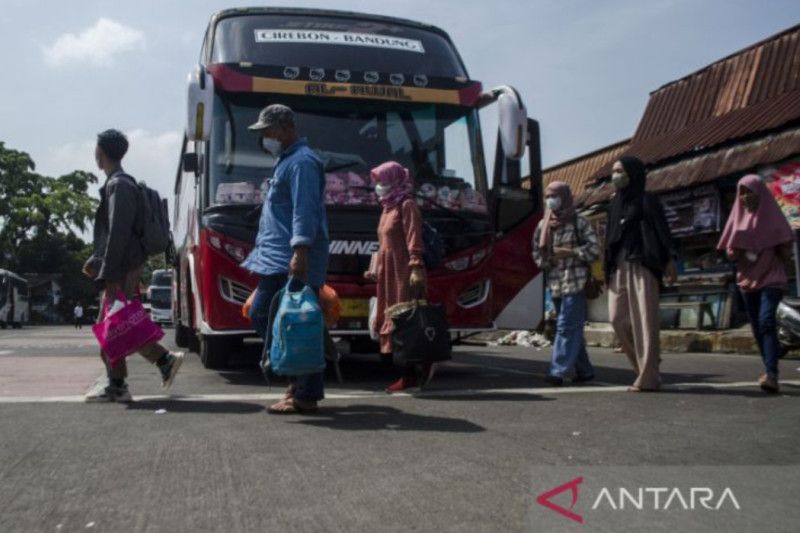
[340,298,369,318]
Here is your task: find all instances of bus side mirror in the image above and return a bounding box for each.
[186,65,214,142]
[182,153,199,174]
[486,86,527,160]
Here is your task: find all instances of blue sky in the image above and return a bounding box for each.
[0,0,798,204]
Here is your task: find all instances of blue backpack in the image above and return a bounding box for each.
[269,282,325,376]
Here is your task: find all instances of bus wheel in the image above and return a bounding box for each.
[174,322,190,348]
[199,335,228,369]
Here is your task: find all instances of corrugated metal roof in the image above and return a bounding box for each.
[626,24,800,166]
[576,127,800,206]
[541,140,630,194]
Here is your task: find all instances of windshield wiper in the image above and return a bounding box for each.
[325,161,359,173]
[204,203,258,214]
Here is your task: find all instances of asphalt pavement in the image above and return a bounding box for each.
[0,326,798,532]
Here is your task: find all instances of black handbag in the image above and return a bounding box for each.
[391,301,452,366]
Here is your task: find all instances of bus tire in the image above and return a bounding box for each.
[174,322,190,348]
[199,335,228,369]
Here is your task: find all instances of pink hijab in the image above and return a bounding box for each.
[539,181,577,250]
[717,174,793,253]
[370,161,415,209]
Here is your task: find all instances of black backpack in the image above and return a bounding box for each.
[399,202,445,270]
[119,173,171,257]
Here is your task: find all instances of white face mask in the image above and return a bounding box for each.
[611,172,629,189]
[375,183,392,198]
[261,137,283,156]
[545,197,562,211]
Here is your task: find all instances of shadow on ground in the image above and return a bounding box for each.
[288,404,487,432]
[125,399,264,414]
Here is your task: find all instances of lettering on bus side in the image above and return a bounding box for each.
[349,85,411,101]
[329,240,380,256]
[304,83,347,97]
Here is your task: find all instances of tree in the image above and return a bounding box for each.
[0,142,100,320]
[0,142,98,259]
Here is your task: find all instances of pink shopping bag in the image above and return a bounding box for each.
[92,292,164,368]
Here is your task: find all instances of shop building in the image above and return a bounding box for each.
[539,24,800,329]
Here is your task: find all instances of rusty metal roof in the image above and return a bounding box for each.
[541,139,630,194]
[576,23,800,202]
[577,126,800,206]
[626,23,800,166]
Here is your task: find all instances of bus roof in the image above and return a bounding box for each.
[209,7,454,44]
[203,8,480,106]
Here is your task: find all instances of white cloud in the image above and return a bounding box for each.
[42,18,145,68]
[39,129,182,205]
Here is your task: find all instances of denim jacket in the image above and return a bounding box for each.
[241,139,329,288]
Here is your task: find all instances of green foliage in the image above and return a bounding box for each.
[0,142,100,319]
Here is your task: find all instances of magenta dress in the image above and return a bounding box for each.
[375,198,425,354]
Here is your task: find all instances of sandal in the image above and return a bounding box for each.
[284,384,296,400]
[267,398,318,415]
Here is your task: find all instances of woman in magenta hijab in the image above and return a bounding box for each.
[365,161,430,392]
[718,174,794,393]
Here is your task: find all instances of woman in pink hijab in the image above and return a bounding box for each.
[365,161,430,392]
[718,174,794,393]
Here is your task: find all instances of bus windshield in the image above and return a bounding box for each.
[208,94,488,214]
[150,287,171,310]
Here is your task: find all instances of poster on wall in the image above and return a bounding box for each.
[659,185,720,237]
[762,159,800,229]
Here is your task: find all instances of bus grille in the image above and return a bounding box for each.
[219,277,252,305]
[457,280,491,309]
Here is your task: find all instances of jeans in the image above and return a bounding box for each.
[741,287,783,378]
[249,273,325,402]
[550,293,595,379]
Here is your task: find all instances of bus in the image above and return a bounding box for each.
[172,7,544,368]
[0,269,29,329]
[146,269,173,325]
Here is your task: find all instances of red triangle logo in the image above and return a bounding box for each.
[536,476,584,524]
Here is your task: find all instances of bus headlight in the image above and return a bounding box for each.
[445,257,470,271]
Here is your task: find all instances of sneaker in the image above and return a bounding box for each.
[159,352,185,390]
[572,374,595,384]
[760,374,780,394]
[85,383,132,403]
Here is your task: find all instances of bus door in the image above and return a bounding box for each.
[487,108,544,329]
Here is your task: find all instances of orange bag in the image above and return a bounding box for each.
[319,284,341,328]
[242,289,256,318]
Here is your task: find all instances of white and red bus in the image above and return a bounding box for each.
[172,8,544,368]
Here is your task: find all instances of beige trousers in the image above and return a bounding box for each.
[608,259,662,389]
[97,266,166,380]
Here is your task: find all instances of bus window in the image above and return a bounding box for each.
[443,116,475,190]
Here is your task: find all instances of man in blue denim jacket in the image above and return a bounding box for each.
[241,104,329,414]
